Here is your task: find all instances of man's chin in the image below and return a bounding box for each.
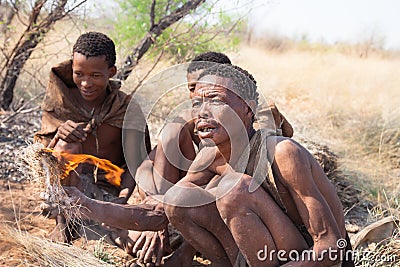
[199,138,217,147]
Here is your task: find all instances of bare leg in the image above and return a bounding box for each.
[136,155,157,198]
[164,184,238,267]
[153,122,196,194]
[216,174,309,266]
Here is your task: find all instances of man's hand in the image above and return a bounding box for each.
[39,192,60,219]
[63,186,88,206]
[132,228,171,266]
[55,120,91,143]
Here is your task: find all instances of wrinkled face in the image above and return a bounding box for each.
[187,69,203,99]
[72,52,116,103]
[192,75,253,147]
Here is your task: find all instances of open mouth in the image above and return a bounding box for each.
[199,127,214,132]
[196,121,218,138]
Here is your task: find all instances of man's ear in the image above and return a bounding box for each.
[109,66,117,78]
[246,100,257,117]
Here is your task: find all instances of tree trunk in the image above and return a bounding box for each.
[0,34,38,110]
[0,0,72,110]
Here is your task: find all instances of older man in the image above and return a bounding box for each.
[164,64,354,266]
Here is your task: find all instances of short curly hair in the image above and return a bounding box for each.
[198,64,258,105]
[72,32,116,67]
[197,64,259,122]
[187,51,231,73]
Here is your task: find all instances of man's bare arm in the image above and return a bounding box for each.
[64,187,168,231]
[274,139,342,266]
[179,146,226,186]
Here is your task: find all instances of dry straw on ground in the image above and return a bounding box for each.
[0,224,112,267]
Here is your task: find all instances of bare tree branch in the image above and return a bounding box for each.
[116,0,205,81]
[0,0,87,110]
[150,0,156,29]
[165,0,171,14]
[132,47,165,93]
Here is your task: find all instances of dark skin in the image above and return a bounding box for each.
[129,68,297,266]
[63,186,168,231]
[126,71,296,266]
[45,52,144,242]
[60,70,203,266]
[52,52,143,200]
[163,75,347,266]
[141,70,202,196]
[120,70,204,266]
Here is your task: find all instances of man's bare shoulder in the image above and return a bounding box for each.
[267,136,318,184]
[266,136,309,160]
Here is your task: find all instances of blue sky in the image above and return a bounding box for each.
[89,0,400,50]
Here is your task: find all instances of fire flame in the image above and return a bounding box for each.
[44,148,124,187]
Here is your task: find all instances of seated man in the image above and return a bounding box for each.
[138,51,293,196]
[163,64,354,266]
[35,32,149,242]
[131,52,294,265]
[61,52,235,265]
[62,52,296,266]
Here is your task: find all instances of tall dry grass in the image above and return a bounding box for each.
[230,44,400,199]
[0,224,113,267]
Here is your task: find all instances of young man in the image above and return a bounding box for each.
[163,64,354,266]
[61,52,234,264]
[35,32,149,242]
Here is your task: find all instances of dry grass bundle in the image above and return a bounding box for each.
[0,224,112,267]
[17,142,82,224]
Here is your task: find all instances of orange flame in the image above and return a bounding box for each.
[44,148,124,187]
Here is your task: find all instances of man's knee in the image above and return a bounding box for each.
[160,123,193,151]
[160,123,183,146]
[164,186,191,223]
[135,160,158,196]
[216,174,252,220]
[164,185,211,225]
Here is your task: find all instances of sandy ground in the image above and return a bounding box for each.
[0,178,212,266]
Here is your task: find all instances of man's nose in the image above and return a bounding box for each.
[198,101,211,118]
[81,77,93,88]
